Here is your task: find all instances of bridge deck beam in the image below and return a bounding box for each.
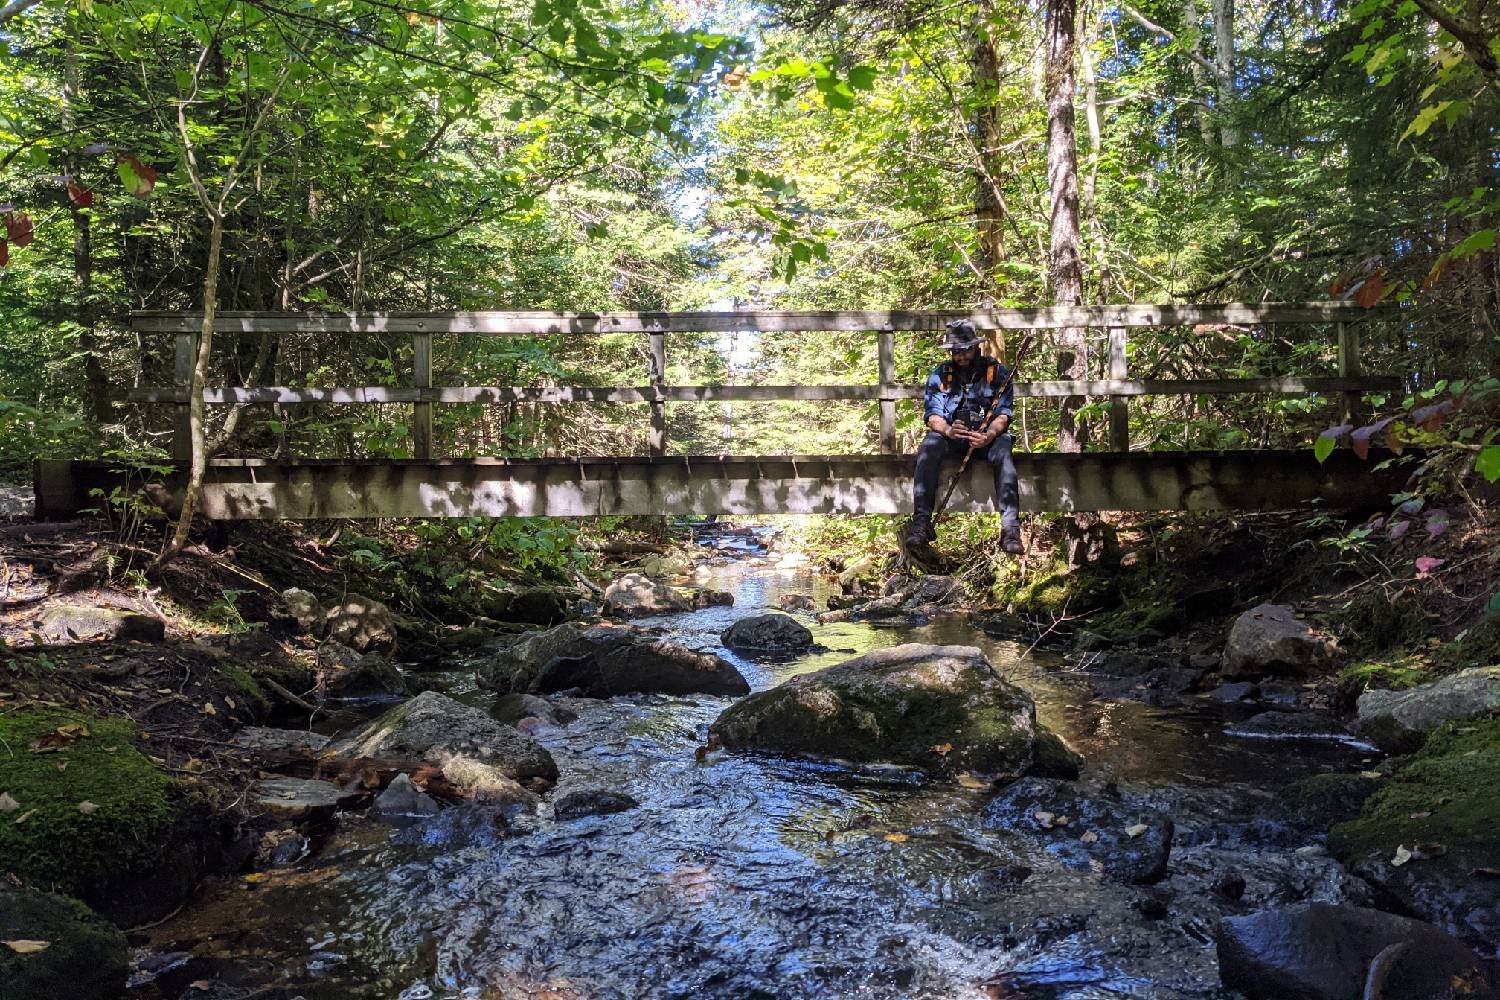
[36,452,1401,521]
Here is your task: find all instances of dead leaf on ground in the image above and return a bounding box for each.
[3,940,50,954]
[0,792,18,813]
[883,832,909,843]
[930,742,953,756]
[1409,811,1432,819]
[77,801,97,814]
[14,809,37,825]
[956,772,990,790]
[1080,830,1100,844]
[1124,823,1149,838]
[1391,844,1413,867]
[29,724,88,753]
[1034,810,1057,829]
[201,702,217,716]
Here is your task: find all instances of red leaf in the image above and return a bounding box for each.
[1415,556,1445,578]
[4,212,32,248]
[117,155,157,197]
[67,182,93,208]
[1353,270,1385,308]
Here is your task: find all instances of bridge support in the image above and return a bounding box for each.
[36,451,1402,521]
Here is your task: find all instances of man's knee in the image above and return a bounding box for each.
[985,431,1015,461]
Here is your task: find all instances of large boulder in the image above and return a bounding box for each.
[1221,604,1338,679]
[709,644,1037,779]
[0,884,128,1000]
[721,613,814,653]
[323,594,397,653]
[602,573,691,617]
[34,603,164,643]
[282,587,325,633]
[332,690,557,789]
[477,623,749,698]
[980,778,1173,884]
[250,777,362,823]
[314,640,408,697]
[1215,903,1495,1000]
[1355,666,1500,753]
[478,585,572,627]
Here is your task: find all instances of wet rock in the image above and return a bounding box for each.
[778,593,817,613]
[1275,772,1384,837]
[1089,652,1173,677]
[1355,665,1500,753]
[981,778,1174,884]
[1226,711,1356,743]
[477,623,749,698]
[1092,666,1203,706]
[231,726,330,757]
[254,828,309,866]
[710,643,1038,780]
[1206,681,1259,703]
[1215,903,1495,1000]
[34,603,165,643]
[436,626,503,653]
[837,553,880,591]
[434,758,541,816]
[1221,603,1338,679]
[314,640,407,697]
[373,773,441,820]
[721,612,814,653]
[602,573,692,617]
[1188,652,1221,671]
[1073,629,1113,652]
[1256,680,1303,706]
[333,690,558,783]
[491,692,575,726]
[250,778,362,823]
[1213,871,1247,901]
[0,884,128,1000]
[638,553,693,578]
[479,585,571,627]
[553,789,639,821]
[1028,728,1084,780]
[281,587,325,633]
[1134,888,1172,919]
[323,594,397,653]
[691,588,734,609]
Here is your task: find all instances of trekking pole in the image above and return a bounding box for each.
[931,333,1035,520]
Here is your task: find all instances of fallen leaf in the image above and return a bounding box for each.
[1124,823,1149,838]
[202,702,217,715]
[1409,811,1432,820]
[1391,844,1413,867]
[1360,770,1383,779]
[956,772,990,790]
[243,872,268,883]
[77,801,97,814]
[55,760,68,771]
[1054,815,1071,827]
[14,809,37,825]
[883,833,909,843]
[225,696,237,710]
[930,742,953,756]
[1080,830,1100,844]
[0,792,17,813]
[4,940,50,954]
[1034,810,1057,829]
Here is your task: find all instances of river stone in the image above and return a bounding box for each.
[691,588,734,609]
[553,789,640,821]
[373,773,441,820]
[480,585,571,627]
[1215,903,1495,1000]
[721,613,814,653]
[1226,711,1355,743]
[34,603,164,643]
[323,594,397,653]
[231,726,331,756]
[1029,728,1084,780]
[251,777,363,822]
[1355,666,1500,753]
[981,778,1173,884]
[1221,604,1338,679]
[779,593,817,613]
[477,623,749,698]
[315,640,408,697]
[0,884,128,1000]
[332,690,558,783]
[709,643,1037,780]
[491,692,575,726]
[282,587,325,633]
[602,573,692,617]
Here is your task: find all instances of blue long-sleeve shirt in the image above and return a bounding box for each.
[922,357,1013,427]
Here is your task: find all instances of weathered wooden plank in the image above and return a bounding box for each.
[121,375,1403,406]
[412,332,433,459]
[648,331,666,457]
[878,329,896,453]
[36,451,1408,520]
[128,302,1398,335]
[1108,327,1130,452]
[173,332,195,461]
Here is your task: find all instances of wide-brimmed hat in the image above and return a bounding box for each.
[940,319,981,350]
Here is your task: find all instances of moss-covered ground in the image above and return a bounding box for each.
[1329,717,1500,863]
[0,710,175,896]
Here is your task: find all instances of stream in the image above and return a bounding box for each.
[135,559,1382,1000]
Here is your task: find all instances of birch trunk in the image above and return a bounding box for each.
[1045,0,1087,453]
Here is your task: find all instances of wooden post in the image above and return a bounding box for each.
[1337,321,1365,425]
[412,332,433,458]
[878,327,896,453]
[648,330,666,457]
[173,331,195,461]
[1108,326,1130,451]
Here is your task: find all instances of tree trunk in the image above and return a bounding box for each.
[972,0,1005,301]
[1045,0,1087,453]
[156,214,223,566]
[63,21,110,426]
[1212,0,1237,146]
[1181,0,1217,144]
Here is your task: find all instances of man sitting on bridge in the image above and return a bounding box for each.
[906,319,1023,556]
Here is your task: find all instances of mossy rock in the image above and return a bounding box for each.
[1329,718,1500,947]
[0,711,173,897]
[0,884,128,1000]
[1338,587,1431,655]
[1007,565,1120,619]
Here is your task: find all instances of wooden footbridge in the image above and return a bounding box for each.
[35,303,1408,519]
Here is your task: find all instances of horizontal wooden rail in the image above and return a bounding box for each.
[120,375,1402,406]
[128,302,1396,335]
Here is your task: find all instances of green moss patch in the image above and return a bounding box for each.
[1337,653,1431,695]
[0,711,174,896]
[1329,718,1500,863]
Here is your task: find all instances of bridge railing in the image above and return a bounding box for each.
[123,303,1402,460]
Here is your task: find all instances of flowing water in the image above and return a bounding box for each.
[136,560,1381,1000]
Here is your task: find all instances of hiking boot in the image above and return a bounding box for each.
[905,516,935,549]
[1000,526,1024,555]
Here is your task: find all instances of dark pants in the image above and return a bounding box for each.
[912,430,1019,528]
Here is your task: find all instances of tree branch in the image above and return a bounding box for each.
[1117,3,1220,75]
